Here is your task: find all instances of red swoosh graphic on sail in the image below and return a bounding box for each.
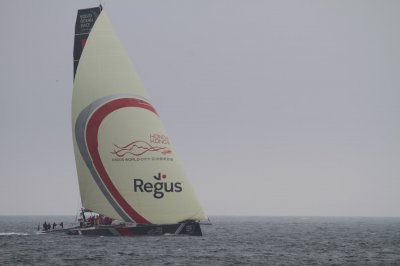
[86,98,156,224]
[111,141,171,157]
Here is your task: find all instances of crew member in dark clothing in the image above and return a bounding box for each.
[52,222,57,230]
[43,222,48,231]
[60,222,64,229]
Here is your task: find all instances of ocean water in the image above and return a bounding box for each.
[0,216,399,265]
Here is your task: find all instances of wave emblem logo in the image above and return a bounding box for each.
[111,140,172,157]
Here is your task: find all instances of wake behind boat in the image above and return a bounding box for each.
[69,5,207,236]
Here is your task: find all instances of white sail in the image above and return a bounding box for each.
[72,9,206,224]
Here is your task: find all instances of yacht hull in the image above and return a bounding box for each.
[67,221,202,236]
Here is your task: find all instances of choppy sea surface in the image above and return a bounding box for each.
[0,216,399,265]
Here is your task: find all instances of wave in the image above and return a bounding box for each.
[0,232,29,236]
[111,141,171,157]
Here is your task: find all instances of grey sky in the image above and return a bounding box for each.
[0,0,399,216]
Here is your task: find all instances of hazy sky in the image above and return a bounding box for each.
[0,0,399,217]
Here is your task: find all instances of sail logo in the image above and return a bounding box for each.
[111,134,172,157]
[150,134,170,145]
[78,10,100,33]
[133,173,182,199]
[79,13,94,29]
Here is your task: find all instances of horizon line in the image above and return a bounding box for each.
[1,214,399,218]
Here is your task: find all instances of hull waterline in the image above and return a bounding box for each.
[67,221,202,236]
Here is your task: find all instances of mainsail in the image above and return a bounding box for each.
[73,6,102,78]
[72,7,206,224]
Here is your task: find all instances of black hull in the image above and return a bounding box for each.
[66,221,202,236]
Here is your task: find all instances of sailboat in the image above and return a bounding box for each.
[70,5,206,236]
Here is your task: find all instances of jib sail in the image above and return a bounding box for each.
[72,7,206,224]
